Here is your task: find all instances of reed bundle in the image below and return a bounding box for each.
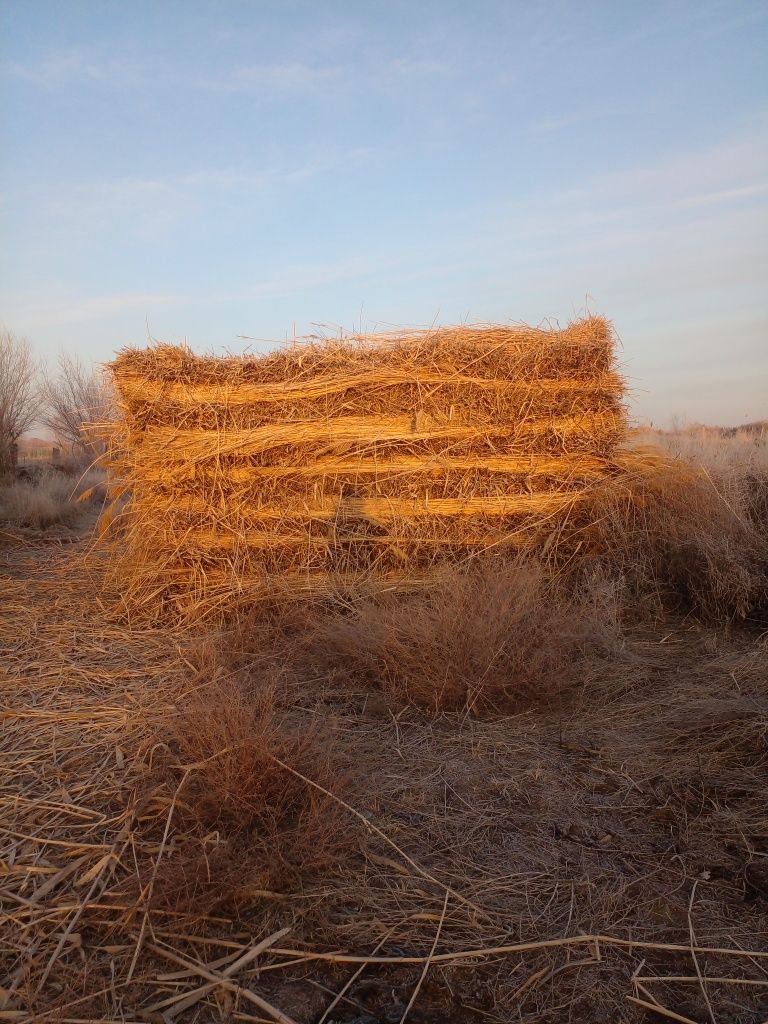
[106,316,627,618]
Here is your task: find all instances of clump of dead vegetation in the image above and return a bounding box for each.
[581,447,768,623]
[142,666,355,919]
[309,558,619,714]
[0,469,80,531]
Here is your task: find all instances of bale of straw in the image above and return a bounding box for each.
[105,316,627,619]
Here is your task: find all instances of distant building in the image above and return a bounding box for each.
[17,437,62,464]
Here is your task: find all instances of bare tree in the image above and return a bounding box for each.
[40,353,114,462]
[0,329,39,478]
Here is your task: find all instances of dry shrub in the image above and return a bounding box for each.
[310,558,619,715]
[145,837,275,917]
[147,669,354,916]
[744,469,768,535]
[210,597,320,676]
[584,460,768,622]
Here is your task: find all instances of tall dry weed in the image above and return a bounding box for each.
[584,460,768,622]
[310,558,619,714]
[143,667,354,917]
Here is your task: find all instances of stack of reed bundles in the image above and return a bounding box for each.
[106,316,627,619]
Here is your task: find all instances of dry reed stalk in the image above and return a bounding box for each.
[144,490,582,522]
[128,410,623,464]
[259,936,768,966]
[117,368,624,406]
[131,451,611,486]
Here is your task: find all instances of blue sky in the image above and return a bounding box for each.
[1,0,766,425]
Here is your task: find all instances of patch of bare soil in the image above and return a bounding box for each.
[1,534,766,1023]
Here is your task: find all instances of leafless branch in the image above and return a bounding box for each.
[0,328,39,476]
[40,352,115,461]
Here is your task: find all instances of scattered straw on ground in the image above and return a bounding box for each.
[2,531,767,1022]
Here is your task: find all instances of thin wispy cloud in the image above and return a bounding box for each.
[201,60,344,94]
[672,182,768,209]
[531,108,619,133]
[2,49,149,87]
[4,144,379,249]
[3,47,451,97]
[3,292,176,330]
[522,123,768,219]
[2,49,345,95]
[386,57,448,78]
[191,54,451,95]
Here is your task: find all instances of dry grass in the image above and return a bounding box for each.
[0,466,107,537]
[642,424,768,543]
[0,469,80,532]
[309,558,619,714]
[576,444,768,623]
[0,483,74,531]
[640,423,768,476]
[646,424,768,565]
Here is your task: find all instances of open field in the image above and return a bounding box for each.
[1,423,767,1023]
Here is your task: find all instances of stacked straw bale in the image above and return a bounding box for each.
[106,316,627,618]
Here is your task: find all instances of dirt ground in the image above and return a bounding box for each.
[1,528,767,1023]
